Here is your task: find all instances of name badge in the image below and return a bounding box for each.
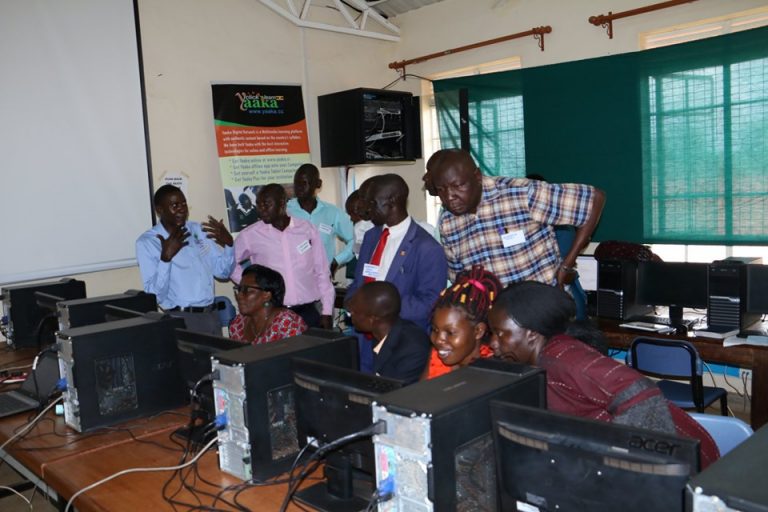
[501,229,526,248]
[318,223,333,235]
[362,263,380,279]
[297,240,311,254]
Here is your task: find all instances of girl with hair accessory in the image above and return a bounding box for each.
[425,265,502,379]
[487,280,720,469]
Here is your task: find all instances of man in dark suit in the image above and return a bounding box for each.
[346,174,448,372]
[346,281,430,384]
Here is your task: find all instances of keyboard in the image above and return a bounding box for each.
[628,315,698,329]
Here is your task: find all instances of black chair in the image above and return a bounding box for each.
[627,336,728,415]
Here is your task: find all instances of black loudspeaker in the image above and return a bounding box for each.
[596,260,651,320]
[708,259,761,330]
[318,88,421,167]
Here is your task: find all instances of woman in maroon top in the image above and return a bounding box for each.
[487,280,719,469]
[230,264,307,345]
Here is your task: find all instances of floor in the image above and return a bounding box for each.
[0,392,754,512]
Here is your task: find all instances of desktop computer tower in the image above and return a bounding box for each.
[687,420,768,512]
[57,313,187,432]
[211,330,358,481]
[57,290,157,330]
[0,278,87,348]
[596,260,651,320]
[371,364,546,512]
[708,257,762,330]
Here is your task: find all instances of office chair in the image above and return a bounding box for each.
[689,412,753,456]
[214,295,236,329]
[627,336,728,415]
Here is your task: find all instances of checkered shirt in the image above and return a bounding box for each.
[438,175,596,286]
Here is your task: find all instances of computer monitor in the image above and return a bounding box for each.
[745,264,768,314]
[57,290,157,330]
[1,278,86,348]
[291,358,404,512]
[636,261,709,324]
[103,304,147,322]
[491,401,700,512]
[174,328,243,439]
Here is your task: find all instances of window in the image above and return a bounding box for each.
[641,8,768,260]
[422,57,522,226]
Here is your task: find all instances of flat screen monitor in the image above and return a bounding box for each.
[745,264,768,314]
[292,357,404,511]
[1,278,86,348]
[57,291,157,330]
[491,401,700,512]
[636,261,709,323]
[174,328,243,437]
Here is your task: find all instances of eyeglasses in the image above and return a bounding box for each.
[233,285,265,295]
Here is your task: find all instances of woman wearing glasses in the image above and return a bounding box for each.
[229,264,308,344]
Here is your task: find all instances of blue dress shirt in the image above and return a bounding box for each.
[135,221,235,310]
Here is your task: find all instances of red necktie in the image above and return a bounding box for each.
[364,227,390,283]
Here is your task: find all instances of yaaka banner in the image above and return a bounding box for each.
[211,83,310,232]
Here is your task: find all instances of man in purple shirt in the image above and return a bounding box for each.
[231,184,334,329]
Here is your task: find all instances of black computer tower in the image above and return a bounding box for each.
[1,278,87,348]
[707,257,763,330]
[596,260,651,320]
[57,314,187,432]
[371,365,546,511]
[212,330,358,481]
[318,88,422,167]
[687,424,768,512]
[57,290,157,330]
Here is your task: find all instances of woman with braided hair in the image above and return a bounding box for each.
[425,265,502,379]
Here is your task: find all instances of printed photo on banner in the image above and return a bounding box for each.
[212,83,309,232]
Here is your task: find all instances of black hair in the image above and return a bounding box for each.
[354,281,401,321]
[257,183,287,203]
[153,184,182,207]
[295,163,320,182]
[494,281,606,353]
[345,190,359,211]
[433,265,502,325]
[376,174,409,203]
[241,264,286,307]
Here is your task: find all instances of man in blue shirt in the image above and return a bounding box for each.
[286,164,354,276]
[136,184,235,334]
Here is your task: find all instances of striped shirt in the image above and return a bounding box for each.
[438,176,595,285]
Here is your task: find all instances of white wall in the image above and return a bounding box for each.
[21,0,767,299]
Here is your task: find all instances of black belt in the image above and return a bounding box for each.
[168,304,215,313]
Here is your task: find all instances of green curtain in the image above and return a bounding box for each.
[433,26,768,244]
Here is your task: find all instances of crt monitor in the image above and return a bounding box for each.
[745,264,768,314]
[636,261,709,324]
[291,358,404,512]
[491,401,700,512]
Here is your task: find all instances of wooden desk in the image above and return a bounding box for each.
[0,408,188,483]
[600,319,768,430]
[44,429,315,511]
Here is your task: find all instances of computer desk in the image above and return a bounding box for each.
[599,319,768,430]
[43,429,314,511]
[0,345,315,511]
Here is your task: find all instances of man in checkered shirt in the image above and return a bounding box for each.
[428,149,605,288]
